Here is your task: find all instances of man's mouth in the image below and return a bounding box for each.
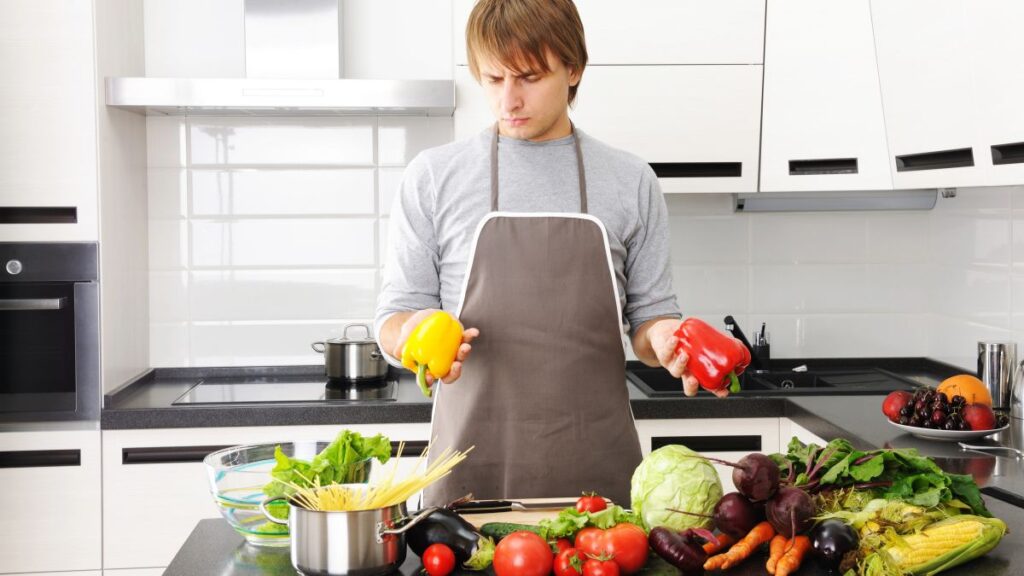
[505,117,529,127]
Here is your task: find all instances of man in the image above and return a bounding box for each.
[375,0,726,507]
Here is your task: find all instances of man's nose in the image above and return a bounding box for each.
[500,79,522,112]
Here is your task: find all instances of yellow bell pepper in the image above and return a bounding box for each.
[401,311,463,397]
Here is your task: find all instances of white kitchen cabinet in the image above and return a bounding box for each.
[571,66,763,193]
[101,423,430,570]
[779,418,827,447]
[0,428,101,574]
[0,0,98,242]
[760,0,892,192]
[966,1,1024,186]
[7,573,101,576]
[870,0,986,189]
[454,0,765,66]
[634,418,780,494]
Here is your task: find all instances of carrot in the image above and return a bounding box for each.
[775,535,812,576]
[703,521,776,571]
[765,534,789,574]
[702,532,736,555]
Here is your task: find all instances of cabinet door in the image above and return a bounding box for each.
[760,0,892,192]
[870,0,986,189]
[778,418,827,447]
[0,429,101,573]
[570,66,762,193]
[634,418,780,494]
[0,0,98,242]
[453,0,765,66]
[967,1,1024,185]
[102,423,430,570]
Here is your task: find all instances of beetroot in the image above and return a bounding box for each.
[766,487,814,538]
[700,453,781,502]
[712,492,764,538]
[648,527,714,576]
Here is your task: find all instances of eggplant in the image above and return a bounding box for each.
[406,507,495,570]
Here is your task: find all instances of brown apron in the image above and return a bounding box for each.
[423,125,643,507]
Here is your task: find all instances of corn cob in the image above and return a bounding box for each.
[860,515,1006,576]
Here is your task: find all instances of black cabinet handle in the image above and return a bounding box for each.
[0,207,77,224]
[895,147,974,172]
[650,435,761,453]
[991,141,1024,166]
[0,449,81,468]
[123,445,233,465]
[650,162,742,178]
[789,158,858,175]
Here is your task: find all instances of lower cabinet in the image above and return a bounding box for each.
[634,418,781,494]
[0,428,101,574]
[779,418,827,447]
[101,423,430,571]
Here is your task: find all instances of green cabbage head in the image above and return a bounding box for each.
[630,444,723,531]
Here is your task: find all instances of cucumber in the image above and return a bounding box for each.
[479,522,545,540]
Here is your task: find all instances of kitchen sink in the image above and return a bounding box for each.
[626,361,918,397]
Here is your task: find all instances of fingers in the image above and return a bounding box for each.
[441,361,462,384]
[455,342,472,362]
[655,334,680,371]
[712,387,730,398]
[462,327,480,343]
[667,348,689,379]
[682,374,700,397]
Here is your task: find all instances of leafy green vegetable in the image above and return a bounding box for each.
[263,430,392,498]
[630,444,723,532]
[772,437,991,517]
[536,505,643,540]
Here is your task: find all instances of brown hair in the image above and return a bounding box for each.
[466,0,588,105]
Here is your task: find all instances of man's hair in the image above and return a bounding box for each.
[466,0,588,106]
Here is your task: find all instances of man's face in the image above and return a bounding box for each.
[476,48,581,142]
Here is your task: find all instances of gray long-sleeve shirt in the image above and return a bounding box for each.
[374,127,680,355]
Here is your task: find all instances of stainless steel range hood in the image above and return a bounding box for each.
[106,0,454,117]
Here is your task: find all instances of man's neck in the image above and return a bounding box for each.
[500,113,573,142]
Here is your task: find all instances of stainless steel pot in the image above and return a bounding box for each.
[259,496,437,576]
[312,324,388,382]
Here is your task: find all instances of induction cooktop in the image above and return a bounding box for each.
[171,377,398,405]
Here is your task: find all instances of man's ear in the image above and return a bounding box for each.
[568,67,583,87]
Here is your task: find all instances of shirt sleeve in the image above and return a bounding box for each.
[374,154,443,366]
[623,165,682,336]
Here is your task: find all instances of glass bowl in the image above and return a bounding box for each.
[203,441,372,547]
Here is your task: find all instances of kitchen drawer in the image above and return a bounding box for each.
[0,429,101,574]
[101,423,430,570]
[454,0,765,65]
[570,65,763,193]
[634,418,780,494]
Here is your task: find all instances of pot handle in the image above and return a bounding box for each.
[376,506,439,543]
[259,495,289,525]
[311,341,326,353]
[344,323,373,339]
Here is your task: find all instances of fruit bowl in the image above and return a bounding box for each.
[203,442,372,546]
[888,420,1010,442]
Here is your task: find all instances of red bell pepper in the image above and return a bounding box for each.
[674,318,751,393]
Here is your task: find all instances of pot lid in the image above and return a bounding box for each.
[328,323,376,344]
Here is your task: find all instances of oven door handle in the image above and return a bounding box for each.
[0,297,66,310]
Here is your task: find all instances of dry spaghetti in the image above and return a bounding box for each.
[278,441,472,511]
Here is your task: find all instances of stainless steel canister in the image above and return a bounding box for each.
[312,324,388,382]
[978,341,1017,409]
[259,496,437,576]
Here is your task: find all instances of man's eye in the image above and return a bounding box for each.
[522,76,538,83]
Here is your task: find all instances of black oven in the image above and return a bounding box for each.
[0,243,99,422]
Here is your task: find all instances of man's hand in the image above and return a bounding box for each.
[391,309,480,386]
[637,318,730,398]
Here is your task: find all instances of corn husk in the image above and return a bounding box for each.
[858,515,1006,576]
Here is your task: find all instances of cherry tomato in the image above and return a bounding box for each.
[602,524,649,575]
[582,557,620,576]
[553,538,574,554]
[553,547,583,576]
[493,531,554,576]
[576,493,608,514]
[573,527,605,557]
[422,543,456,576]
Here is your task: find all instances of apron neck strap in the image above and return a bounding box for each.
[490,122,587,213]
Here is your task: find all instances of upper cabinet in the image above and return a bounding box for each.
[455,0,765,66]
[870,0,987,189]
[760,0,892,192]
[0,0,98,241]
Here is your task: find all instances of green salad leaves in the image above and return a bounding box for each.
[263,430,392,498]
[769,437,991,517]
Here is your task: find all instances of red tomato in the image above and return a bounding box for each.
[575,493,608,514]
[573,527,605,557]
[493,531,554,576]
[422,543,456,576]
[553,538,574,554]
[553,547,583,576]
[582,557,620,576]
[602,524,649,575]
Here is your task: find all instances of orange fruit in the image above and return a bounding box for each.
[937,374,992,406]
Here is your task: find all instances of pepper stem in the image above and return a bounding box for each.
[728,371,741,393]
[416,364,432,398]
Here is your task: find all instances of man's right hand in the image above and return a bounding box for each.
[382,309,480,386]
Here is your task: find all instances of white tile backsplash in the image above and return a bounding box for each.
[749,213,867,264]
[147,168,187,219]
[378,117,455,166]
[190,321,368,366]
[191,169,375,216]
[191,218,376,268]
[190,117,376,166]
